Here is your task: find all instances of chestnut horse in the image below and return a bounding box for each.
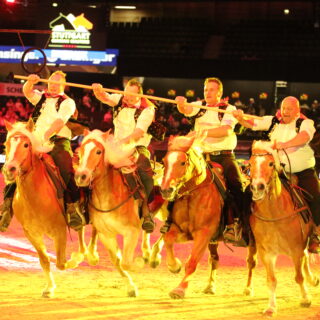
[3,120,86,298]
[74,129,151,297]
[249,140,319,316]
[158,133,256,299]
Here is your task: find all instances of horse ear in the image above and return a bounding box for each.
[102,131,109,141]
[83,128,90,136]
[4,120,13,132]
[26,118,34,132]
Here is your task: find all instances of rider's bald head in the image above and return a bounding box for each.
[280,96,300,123]
[281,96,300,110]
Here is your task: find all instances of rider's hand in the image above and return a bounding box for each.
[27,74,40,85]
[92,83,104,96]
[232,109,244,120]
[175,96,187,113]
[275,141,288,150]
[120,136,132,145]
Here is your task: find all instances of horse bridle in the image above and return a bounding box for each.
[166,149,209,199]
[250,151,306,223]
[5,134,32,179]
[250,151,278,192]
[83,140,140,213]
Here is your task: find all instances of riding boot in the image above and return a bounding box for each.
[308,225,320,254]
[0,197,14,232]
[141,199,155,233]
[66,201,86,231]
[160,201,174,234]
[223,218,242,243]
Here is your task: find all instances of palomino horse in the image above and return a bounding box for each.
[249,140,319,316]
[74,129,149,297]
[3,119,86,298]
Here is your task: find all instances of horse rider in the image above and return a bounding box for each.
[233,96,320,253]
[92,78,156,233]
[0,71,86,232]
[161,77,245,240]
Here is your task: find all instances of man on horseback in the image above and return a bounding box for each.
[166,77,246,241]
[0,71,86,232]
[234,96,320,253]
[92,79,156,233]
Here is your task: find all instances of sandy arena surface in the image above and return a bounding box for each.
[1,175,320,320]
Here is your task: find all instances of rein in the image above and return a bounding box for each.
[88,185,140,213]
[168,149,209,199]
[253,206,309,222]
[251,149,308,223]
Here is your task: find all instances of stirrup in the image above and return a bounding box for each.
[223,220,242,243]
[308,234,320,254]
[160,221,171,234]
[66,202,86,231]
[0,198,13,232]
[0,210,12,232]
[142,216,155,233]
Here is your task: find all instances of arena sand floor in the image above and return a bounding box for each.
[1,174,320,320]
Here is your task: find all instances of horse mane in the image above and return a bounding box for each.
[168,135,195,152]
[252,140,281,171]
[82,130,136,168]
[168,135,207,183]
[6,122,53,155]
[188,147,207,183]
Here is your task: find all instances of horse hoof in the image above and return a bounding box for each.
[150,260,160,268]
[263,307,276,317]
[203,285,216,295]
[169,267,181,274]
[312,277,320,287]
[169,288,185,299]
[134,256,145,269]
[243,287,254,296]
[300,299,311,308]
[42,291,54,298]
[87,252,99,266]
[128,289,138,297]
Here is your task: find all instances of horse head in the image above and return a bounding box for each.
[75,129,109,187]
[161,132,206,201]
[249,140,281,201]
[3,119,52,182]
[75,129,137,187]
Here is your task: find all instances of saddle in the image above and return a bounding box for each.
[41,153,66,199]
[207,161,249,247]
[280,173,312,224]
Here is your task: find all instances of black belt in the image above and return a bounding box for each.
[209,150,233,156]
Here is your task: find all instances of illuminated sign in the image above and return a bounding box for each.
[49,12,94,49]
[0,46,119,66]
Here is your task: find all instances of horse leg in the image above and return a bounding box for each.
[123,228,141,271]
[164,227,182,274]
[203,241,219,295]
[169,229,211,299]
[260,251,277,316]
[292,253,312,307]
[303,250,319,287]
[150,234,164,268]
[86,226,99,266]
[24,230,56,298]
[64,227,87,269]
[244,242,257,296]
[99,233,138,297]
[141,231,151,264]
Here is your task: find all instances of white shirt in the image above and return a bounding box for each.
[28,90,76,141]
[108,93,155,147]
[253,116,316,173]
[188,101,238,153]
